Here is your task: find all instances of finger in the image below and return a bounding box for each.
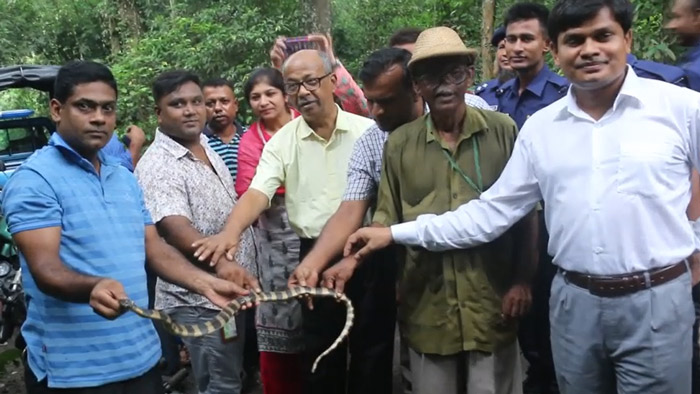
[298,273,307,288]
[245,275,261,293]
[98,291,122,312]
[191,238,207,250]
[501,298,512,317]
[92,303,121,319]
[343,236,357,257]
[510,298,520,318]
[354,243,374,261]
[225,247,237,262]
[321,276,334,290]
[306,296,314,311]
[217,279,249,298]
[209,247,225,266]
[334,277,347,294]
[195,245,213,261]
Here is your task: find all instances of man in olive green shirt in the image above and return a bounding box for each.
[373,27,537,394]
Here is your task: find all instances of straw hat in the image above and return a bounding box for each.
[408,26,478,67]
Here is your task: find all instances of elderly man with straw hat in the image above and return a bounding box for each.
[367,26,536,394]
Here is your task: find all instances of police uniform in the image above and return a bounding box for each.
[475,79,502,109]
[681,44,700,92]
[497,65,569,129]
[497,64,568,394]
[627,54,695,89]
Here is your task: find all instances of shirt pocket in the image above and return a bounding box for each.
[616,141,677,198]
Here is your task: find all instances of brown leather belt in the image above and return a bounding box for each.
[560,261,688,297]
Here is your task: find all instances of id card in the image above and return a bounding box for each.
[221,318,238,342]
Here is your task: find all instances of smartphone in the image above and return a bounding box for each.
[284,36,319,56]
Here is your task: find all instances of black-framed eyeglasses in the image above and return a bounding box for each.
[414,66,469,88]
[284,72,333,95]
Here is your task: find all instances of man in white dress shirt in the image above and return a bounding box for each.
[343,0,700,392]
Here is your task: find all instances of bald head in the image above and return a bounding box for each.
[282,49,338,124]
[282,50,334,75]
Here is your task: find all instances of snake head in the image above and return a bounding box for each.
[118,299,135,310]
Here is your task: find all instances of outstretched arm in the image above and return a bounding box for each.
[346,134,542,258]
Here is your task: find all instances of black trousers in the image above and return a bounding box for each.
[299,238,396,394]
[519,212,557,392]
[25,362,163,394]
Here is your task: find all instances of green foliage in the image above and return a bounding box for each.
[110,1,304,134]
[0,0,683,138]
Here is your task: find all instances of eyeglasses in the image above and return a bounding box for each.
[414,67,469,88]
[284,72,333,95]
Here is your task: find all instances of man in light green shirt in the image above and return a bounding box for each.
[192,49,372,393]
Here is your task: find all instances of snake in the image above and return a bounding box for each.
[119,286,354,373]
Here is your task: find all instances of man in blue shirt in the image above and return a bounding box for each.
[666,0,700,89]
[498,3,569,129]
[475,26,514,108]
[627,53,700,90]
[2,60,258,394]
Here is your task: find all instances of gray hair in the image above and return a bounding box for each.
[282,50,334,75]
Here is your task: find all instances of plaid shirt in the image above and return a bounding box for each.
[343,123,388,201]
[464,93,492,110]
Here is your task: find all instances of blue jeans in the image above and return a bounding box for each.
[168,306,246,394]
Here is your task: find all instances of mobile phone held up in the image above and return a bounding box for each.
[284,36,319,56]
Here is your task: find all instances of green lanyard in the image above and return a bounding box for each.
[441,138,483,195]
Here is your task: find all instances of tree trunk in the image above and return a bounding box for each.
[117,0,143,38]
[480,0,496,81]
[300,0,331,34]
[169,0,177,18]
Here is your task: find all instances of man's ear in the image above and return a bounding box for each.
[624,29,633,54]
[154,105,162,124]
[543,37,552,54]
[49,98,62,124]
[550,41,560,68]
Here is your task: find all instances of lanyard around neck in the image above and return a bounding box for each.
[441,137,483,195]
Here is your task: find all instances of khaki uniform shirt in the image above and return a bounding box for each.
[374,109,520,355]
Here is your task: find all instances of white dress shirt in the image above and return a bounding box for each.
[392,67,700,275]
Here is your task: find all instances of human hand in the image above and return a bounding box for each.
[343,227,393,260]
[196,271,258,310]
[270,37,287,69]
[307,33,336,65]
[288,260,321,310]
[501,283,532,320]
[192,232,239,267]
[321,257,359,294]
[125,125,146,148]
[90,279,127,319]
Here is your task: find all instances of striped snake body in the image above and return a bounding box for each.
[119,286,354,372]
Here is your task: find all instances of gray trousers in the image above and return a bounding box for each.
[550,270,694,394]
[168,306,246,394]
[408,340,522,394]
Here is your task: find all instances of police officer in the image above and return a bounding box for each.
[498,3,568,129]
[475,26,513,109]
[666,0,700,90]
[627,53,700,90]
[497,4,568,394]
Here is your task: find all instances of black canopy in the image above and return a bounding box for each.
[0,65,59,94]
